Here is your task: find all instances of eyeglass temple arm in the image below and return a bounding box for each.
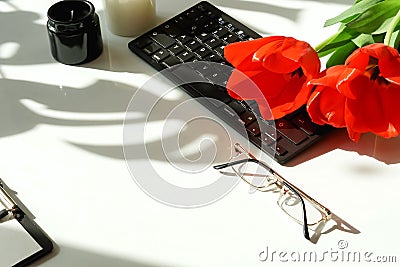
[213,159,256,170]
[213,159,311,240]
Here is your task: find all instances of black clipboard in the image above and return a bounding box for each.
[0,178,54,266]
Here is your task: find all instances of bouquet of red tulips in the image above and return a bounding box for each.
[224,0,400,142]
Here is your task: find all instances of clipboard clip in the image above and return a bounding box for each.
[0,178,54,267]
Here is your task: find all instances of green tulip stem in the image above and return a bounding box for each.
[314,30,342,52]
[384,8,400,46]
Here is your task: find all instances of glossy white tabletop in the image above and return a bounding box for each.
[1,0,399,266]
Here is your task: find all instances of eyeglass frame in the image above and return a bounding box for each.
[213,143,332,240]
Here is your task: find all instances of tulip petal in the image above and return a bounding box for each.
[226,69,267,100]
[345,48,370,70]
[254,39,300,73]
[345,82,389,137]
[379,57,400,86]
[360,43,399,60]
[307,90,327,125]
[281,38,321,78]
[377,83,400,138]
[337,67,369,99]
[224,36,285,70]
[308,65,347,88]
[307,85,346,127]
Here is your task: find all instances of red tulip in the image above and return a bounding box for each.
[307,43,400,141]
[224,36,320,120]
[306,65,347,128]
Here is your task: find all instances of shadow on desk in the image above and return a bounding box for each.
[37,244,173,267]
[310,212,360,244]
[1,78,225,165]
[0,78,135,138]
[0,228,171,267]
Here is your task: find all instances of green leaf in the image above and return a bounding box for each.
[326,42,358,68]
[315,26,359,53]
[346,0,400,34]
[318,39,353,55]
[324,0,383,27]
[352,33,375,47]
[389,29,400,49]
[373,33,385,43]
[318,49,336,58]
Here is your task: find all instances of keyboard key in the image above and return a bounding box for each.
[206,71,229,85]
[134,36,152,48]
[204,10,217,19]
[214,27,229,38]
[274,143,288,156]
[221,105,243,122]
[161,56,181,68]
[225,23,236,32]
[177,50,196,62]
[204,70,221,82]
[150,32,176,48]
[228,101,246,115]
[247,121,261,136]
[258,135,275,146]
[194,15,208,25]
[205,53,224,63]
[258,121,280,144]
[217,17,227,26]
[184,9,199,20]
[197,32,212,42]
[170,65,207,83]
[202,21,217,32]
[275,119,307,145]
[173,15,190,27]
[194,62,214,76]
[240,111,256,126]
[205,37,223,49]
[152,49,170,62]
[260,126,281,142]
[186,39,202,51]
[235,29,248,39]
[197,3,207,12]
[143,43,161,54]
[169,44,184,55]
[194,46,211,59]
[292,113,317,135]
[191,82,232,104]
[242,100,262,117]
[162,23,181,37]
[222,33,240,44]
[215,45,225,55]
[177,35,192,44]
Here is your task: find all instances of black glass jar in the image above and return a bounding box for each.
[47,0,103,65]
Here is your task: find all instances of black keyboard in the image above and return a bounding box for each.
[128,1,329,164]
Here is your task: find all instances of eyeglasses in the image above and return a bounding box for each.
[213,143,332,241]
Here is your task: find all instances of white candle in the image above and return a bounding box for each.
[103,0,156,37]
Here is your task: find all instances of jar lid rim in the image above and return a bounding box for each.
[47,0,95,24]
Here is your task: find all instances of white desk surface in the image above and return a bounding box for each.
[1,0,399,266]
